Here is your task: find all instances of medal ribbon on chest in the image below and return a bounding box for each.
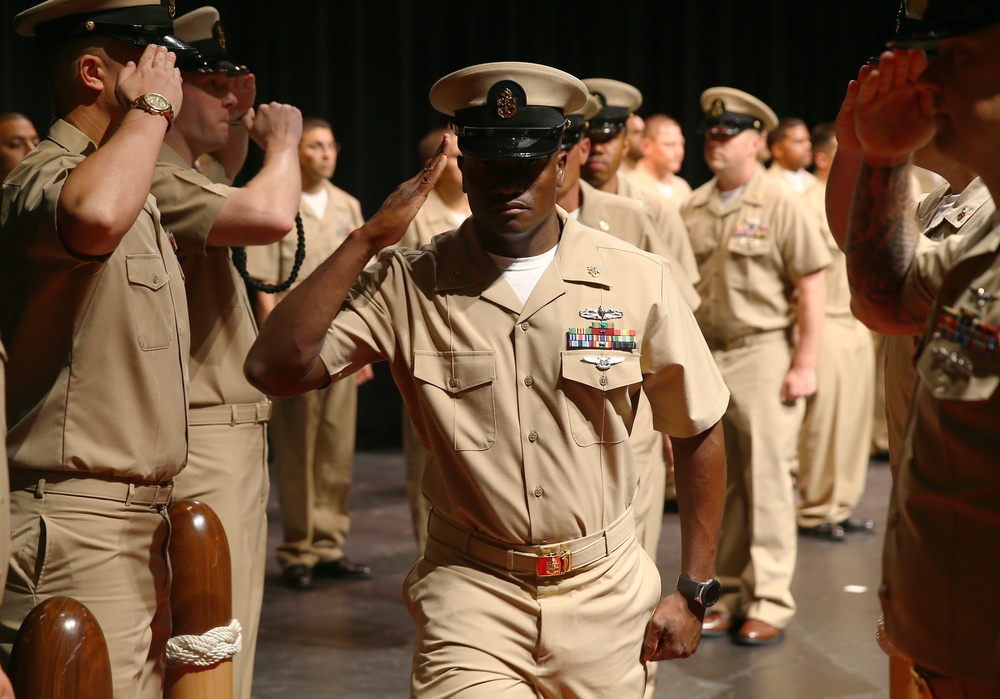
[569,306,636,350]
[934,300,998,360]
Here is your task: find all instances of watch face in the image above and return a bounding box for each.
[145,94,169,112]
[701,579,723,607]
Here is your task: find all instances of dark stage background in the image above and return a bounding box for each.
[0,0,901,446]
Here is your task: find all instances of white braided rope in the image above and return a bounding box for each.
[166,618,242,668]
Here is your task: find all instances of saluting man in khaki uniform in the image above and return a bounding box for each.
[394,126,470,553]
[149,8,303,697]
[842,6,1000,692]
[246,62,730,698]
[0,2,190,696]
[247,117,373,589]
[682,88,831,646]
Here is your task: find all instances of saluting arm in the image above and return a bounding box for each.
[846,49,935,335]
[826,64,871,251]
[244,136,449,397]
[205,102,304,246]
[58,45,183,257]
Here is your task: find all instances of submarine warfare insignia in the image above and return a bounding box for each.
[579,306,622,321]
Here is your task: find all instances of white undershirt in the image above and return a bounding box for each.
[718,185,745,211]
[302,187,330,220]
[780,167,809,194]
[487,246,558,304]
[929,192,961,230]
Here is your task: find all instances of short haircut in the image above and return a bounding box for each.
[811,121,836,153]
[419,126,454,162]
[643,113,680,140]
[766,117,807,149]
[0,112,29,123]
[302,116,334,137]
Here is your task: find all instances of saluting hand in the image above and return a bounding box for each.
[833,63,872,156]
[854,49,936,166]
[360,133,450,250]
[115,44,184,120]
[245,102,302,150]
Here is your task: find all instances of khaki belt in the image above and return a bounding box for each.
[188,400,272,426]
[428,506,635,577]
[9,469,173,508]
[705,328,789,352]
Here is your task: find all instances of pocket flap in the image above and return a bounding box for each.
[126,253,169,291]
[413,350,496,394]
[561,352,642,391]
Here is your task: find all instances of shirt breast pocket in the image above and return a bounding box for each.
[413,350,497,451]
[126,253,174,351]
[916,338,1000,401]
[560,351,642,447]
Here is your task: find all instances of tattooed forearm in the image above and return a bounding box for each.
[845,161,920,332]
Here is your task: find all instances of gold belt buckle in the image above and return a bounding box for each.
[536,549,572,577]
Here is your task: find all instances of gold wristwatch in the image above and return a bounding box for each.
[129,93,174,130]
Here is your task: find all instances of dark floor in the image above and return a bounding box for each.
[251,452,892,699]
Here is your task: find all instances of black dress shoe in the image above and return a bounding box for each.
[839,517,876,533]
[281,564,313,590]
[798,521,846,541]
[314,557,372,580]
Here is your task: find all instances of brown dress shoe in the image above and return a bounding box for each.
[735,619,785,646]
[701,611,734,638]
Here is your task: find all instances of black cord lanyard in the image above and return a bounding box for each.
[231,212,307,293]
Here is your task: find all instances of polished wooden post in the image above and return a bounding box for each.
[9,596,112,698]
[165,499,234,699]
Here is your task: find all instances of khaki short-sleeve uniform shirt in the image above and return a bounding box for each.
[804,182,852,318]
[246,181,363,301]
[627,167,693,204]
[398,188,467,251]
[152,145,264,407]
[0,121,190,481]
[577,180,700,310]
[884,213,1000,684]
[681,165,832,340]
[317,213,730,544]
[615,175,700,286]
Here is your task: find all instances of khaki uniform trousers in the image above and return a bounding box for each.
[271,377,357,568]
[713,338,802,628]
[173,409,269,699]
[406,517,660,698]
[871,332,891,454]
[0,475,172,699]
[797,317,875,527]
[403,413,432,555]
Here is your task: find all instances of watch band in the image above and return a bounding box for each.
[676,574,721,607]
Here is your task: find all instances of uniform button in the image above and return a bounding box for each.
[533,486,544,498]
[524,376,534,387]
[521,322,530,331]
[153,274,159,284]
[528,431,538,443]
[599,375,608,386]
[448,377,458,388]
[448,273,459,283]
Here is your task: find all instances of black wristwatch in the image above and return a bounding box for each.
[676,575,722,607]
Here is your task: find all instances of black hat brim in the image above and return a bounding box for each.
[457,132,562,159]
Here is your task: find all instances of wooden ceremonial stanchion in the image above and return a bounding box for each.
[165,499,234,699]
[9,596,112,698]
[890,656,921,699]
